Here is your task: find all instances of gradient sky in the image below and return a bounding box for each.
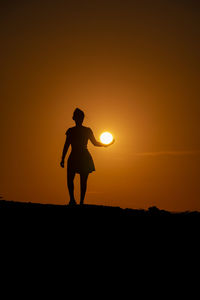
[1,0,200,211]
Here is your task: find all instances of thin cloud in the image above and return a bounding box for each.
[133,150,200,156]
[87,191,104,194]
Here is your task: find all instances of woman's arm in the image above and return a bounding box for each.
[89,129,104,147]
[60,135,70,168]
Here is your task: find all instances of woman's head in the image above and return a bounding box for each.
[73,108,85,124]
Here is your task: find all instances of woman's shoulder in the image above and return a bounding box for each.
[83,126,93,134]
[65,126,92,135]
[82,126,92,130]
[65,126,75,135]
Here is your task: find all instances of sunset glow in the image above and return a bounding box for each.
[1,0,200,212]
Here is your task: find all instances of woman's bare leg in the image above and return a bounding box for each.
[80,173,89,205]
[67,168,76,204]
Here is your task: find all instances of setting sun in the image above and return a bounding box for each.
[100,132,113,145]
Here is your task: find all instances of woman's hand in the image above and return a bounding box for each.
[103,139,115,147]
[60,160,65,168]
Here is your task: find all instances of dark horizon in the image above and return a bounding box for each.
[1,199,200,217]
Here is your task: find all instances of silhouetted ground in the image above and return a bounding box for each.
[0,199,199,217]
[1,200,199,250]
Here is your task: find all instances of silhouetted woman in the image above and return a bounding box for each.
[60,108,114,205]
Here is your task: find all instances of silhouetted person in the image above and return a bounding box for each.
[60,108,114,205]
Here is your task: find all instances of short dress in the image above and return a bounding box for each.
[66,126,95,174]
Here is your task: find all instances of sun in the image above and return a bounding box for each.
[100,132,113,145]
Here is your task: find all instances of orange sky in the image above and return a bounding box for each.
[1,0,200,211]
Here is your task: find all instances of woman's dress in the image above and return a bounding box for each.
[66,126,95,174]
